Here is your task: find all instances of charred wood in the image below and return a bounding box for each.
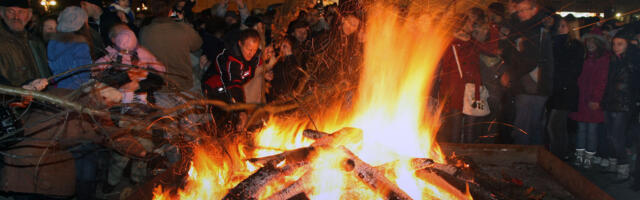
[338,146,414,200]
[265,171,314,200]
[223,162,310,200]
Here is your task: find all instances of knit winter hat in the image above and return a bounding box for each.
[57,6,88,33]
[114,29,137,51]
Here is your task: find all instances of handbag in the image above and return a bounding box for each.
[462,83,491,116]
[452,45,491,117]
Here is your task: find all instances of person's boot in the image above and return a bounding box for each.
[600,157,610,168]
[584,151,596,169]
[606,158,618,173]
[573,149,585,166]
[616,164,630,181]
[592,155,602,165]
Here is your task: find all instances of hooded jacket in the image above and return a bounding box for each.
[203,43,262,103]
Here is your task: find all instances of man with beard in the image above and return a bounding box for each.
[0,0,50,87]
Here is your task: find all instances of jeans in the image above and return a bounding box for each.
[576,122,599,153]
[511,95,548,145]
[547,109,569,157]
[604,112,632,164]
[70,143,101,200]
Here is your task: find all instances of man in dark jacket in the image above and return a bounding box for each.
[202,29,261,132]
[0,0,51,87]
[500,0,554,145]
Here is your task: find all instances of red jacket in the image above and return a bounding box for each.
[570,52,610,123]
[439,39,485,112]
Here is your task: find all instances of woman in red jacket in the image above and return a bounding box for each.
[439,13,498,143]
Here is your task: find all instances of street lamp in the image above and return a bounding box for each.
[40,0,57,12]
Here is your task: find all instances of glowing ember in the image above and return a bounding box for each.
[154,2,470,200]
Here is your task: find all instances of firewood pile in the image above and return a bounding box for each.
[222,127,548,200]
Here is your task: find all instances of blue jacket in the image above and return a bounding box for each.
[47,40,92,90]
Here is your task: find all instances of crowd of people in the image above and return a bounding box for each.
[434,0,640,192]
[1,0,640,199]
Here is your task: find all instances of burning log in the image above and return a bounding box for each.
[338,146,414,200]
[247,147,315,167]
[264,171,314,200]
[416,168,499,200]
[248,128,363,167]
[301,129,329,139]
[227,128,364,199]
[223,162,310,200]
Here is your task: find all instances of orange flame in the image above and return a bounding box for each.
[154,1,473,200]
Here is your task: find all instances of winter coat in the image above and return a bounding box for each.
[202,44,262,103]
[140,17,203,91]
[569,52,610,123]
[548,34,584,111]
[1,88,102,196]
[0,21,51,87]
[602,47,640,112]
[439,38,490,112]
[47,36,93,90]
[503,12,555,96]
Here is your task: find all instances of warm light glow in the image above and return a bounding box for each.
[154,1,472,200]
[616,13,622,17]
[556,11,597,18]
[50,1,56,6]
[40,1,46,6]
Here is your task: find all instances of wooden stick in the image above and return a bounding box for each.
[223,162,310,200]
[302,129,330,140]
[265,170,314,200]
[247,146,315,167]
[338,146,414,200]
[416,168,500,200]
